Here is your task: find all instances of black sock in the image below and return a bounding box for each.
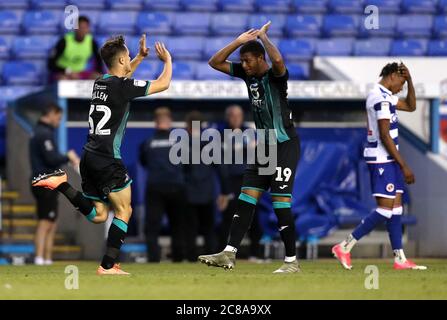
[101,218,127,269]
[273,205,297,258]
[227,194,257,250]
[57,182,94,217]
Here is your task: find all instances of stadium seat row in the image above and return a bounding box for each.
[1,10,446,39]
[0,60,311,85]
[1,35,446,62]
[1,0,446,14]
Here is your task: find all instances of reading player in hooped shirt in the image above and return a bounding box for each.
[32,34,173,275]
[332,62,427,271]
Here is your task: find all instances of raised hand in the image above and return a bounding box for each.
[398,62,411,81]
[236,29,259,44]
[138,34,149,57]
[258,21,271,38]
[155,42,171,62]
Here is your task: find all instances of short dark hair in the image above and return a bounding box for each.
[185,110,203,126]
[380,62,400,77]
[240,40,265,59]
[78,16,90,25]
[42,103,62,116]
[100,35,127,68]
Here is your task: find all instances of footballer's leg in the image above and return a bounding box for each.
[198,186,264,270]
[32,169,108,223]
[333,162,400,270]
[269,137,301,274]
[389,193,427,270]
[97,185,132,275]
[333,197,393,270]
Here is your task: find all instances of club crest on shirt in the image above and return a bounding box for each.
[386,183,395,192]
[134,80,147,87]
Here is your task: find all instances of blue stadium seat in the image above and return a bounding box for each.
[181,0,218,11]
[255,0,291,13]
[323,15,359,37]
[66,0,106,10]
[287,62,310,80]
[354,38,392,56]
[285,15,322,37]
[439,0,447,13]
[172,61,196,79]
[363,0,401,14]
[427,40,447,56]
[279,39,316,61]
[390,39,428,56]
[0,0,29,9]
[173,13,211,36]
[137,12,173,35]
[23,10,62,34]
[12,35,57,59]
[203,37,239,60]
[0,10,23,34]
[2,61,41,85]
[294,0,327,13]
[0,86,42,101]
[0,36,12,59]
[328,0,363,14]
[132,62,161,80]
[31,0,68,9]
[401,0,437,14]
[316,38,354,56]
[98,11,137,35]
[196,62,229,80]
[144,0,181,11]
[107,0,143,10]
[211,14,248,36]
[249,14,286,37]
[434,16,447,38]
[359,14,396,37]
[218,0,254,12]
[167,37,204,60]
[396,15,433,38]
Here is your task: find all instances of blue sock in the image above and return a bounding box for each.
[352,209,390,240]
[387,214,403,250]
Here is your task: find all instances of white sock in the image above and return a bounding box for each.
[224,245,237,253]
[340,234,357,253]
[34,256,44,265]
[284,256,296,263]
[44,259,53,265]
[394,249,407,263]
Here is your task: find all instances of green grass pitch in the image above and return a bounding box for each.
[1,259,446,299]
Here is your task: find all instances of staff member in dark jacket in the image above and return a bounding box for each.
[30,103,80,265]
[183,111,230,262]
[139,107,186,262]
[218,105,263,260]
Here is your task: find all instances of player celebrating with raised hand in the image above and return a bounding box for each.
[32,34,172,275]
[198,22,301,273]
[332,62,427,271]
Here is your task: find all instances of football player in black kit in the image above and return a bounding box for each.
[32,34,172,275]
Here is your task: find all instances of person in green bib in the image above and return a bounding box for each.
[48,16,102,81]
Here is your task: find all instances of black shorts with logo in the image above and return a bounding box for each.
[242,137,300,197]
[80,150,132,203]
[31,187,58,221]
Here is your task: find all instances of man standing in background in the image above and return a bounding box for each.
[48,16,103,81]
[139,107,187,262]
[29,103,80,265]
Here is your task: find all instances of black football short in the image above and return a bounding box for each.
[80,150,132,203]
[242,137,300,197]
[31,187,58,222]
